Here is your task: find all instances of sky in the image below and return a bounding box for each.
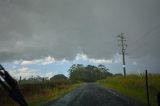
[0,0,160,79]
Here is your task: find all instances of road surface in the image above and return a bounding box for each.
[45,83,146,106]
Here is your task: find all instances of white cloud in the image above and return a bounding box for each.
[13,60,20,64]
[21,60,34,65]
[13,53,122,66]
[112,53,122,63]
[42,56,55,65]
[21,60,41,65]
[75,53,113,64]
[13,56,55,65]
[43,72,54,79]
[58,59,69,65]
[75,53,88,61]
[9,67,37,79]
[61,59,68,63]
[89,58,112,64]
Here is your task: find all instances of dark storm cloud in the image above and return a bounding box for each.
[0,0,160,64]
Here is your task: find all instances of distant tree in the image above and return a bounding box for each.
[84,65,98,82]
[68,64,84,81]
[98,64,113,78]
[68,64,113,82]
[50,74,68,81]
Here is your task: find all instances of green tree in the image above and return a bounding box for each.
[68,64,84,81]
[98,64,112,78]
[50,74,68,81]
[68,64,112,82]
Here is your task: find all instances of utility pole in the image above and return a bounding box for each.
[117,33,127,77]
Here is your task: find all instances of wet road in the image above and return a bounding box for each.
[46,83,146,106]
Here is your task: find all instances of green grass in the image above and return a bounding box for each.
[0,80,82,106]
[97,74,160,106]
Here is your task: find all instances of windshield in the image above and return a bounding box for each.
[0,0,160,106]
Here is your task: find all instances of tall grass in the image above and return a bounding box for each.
[0,80,82,106]
[97,74,160,106]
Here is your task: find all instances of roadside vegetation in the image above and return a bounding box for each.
[97,74,160,106]
[0,75,82,106]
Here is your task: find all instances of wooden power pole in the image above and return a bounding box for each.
[117,33,127,77]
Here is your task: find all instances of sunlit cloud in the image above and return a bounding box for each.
[21,60,41,65]
[12,56,55,65]
[9,67,37,79]
[75,53,113,64]
[42,56,55,65]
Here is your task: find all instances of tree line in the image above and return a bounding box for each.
[68,64,113,82]
[19,64,114,83]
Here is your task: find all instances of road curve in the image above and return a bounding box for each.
[45,83,146,106]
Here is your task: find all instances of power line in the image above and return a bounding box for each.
[128,23,160,53]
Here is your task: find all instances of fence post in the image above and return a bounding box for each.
[145,70,150,106]
[19,76,21,84]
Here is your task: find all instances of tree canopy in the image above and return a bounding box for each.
[50,74,68,81]
[68,64,112,82]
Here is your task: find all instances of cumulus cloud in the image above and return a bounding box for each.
[0,0,160,72]
[9,67,56,79]
[42,56,55,65]
[13,60,21,64]
[12,56,55,65]
[21,60,41,65]
[74,53,126,64]
[75,53,113,64]
[9,67,37,79]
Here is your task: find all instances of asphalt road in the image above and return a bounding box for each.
[45,83,146,106]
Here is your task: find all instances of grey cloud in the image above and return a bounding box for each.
[0,0,160,67]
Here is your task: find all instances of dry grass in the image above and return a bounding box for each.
[97,74,160,106]
[0,80,82,106]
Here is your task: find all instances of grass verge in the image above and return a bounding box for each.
[28,83,82,106]
[0,81,82,106]
[97,74,160,106]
